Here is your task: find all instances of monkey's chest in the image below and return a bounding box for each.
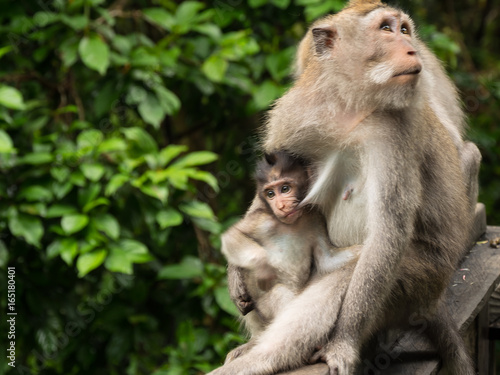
[324,157,369,247]
[260,224,312,286]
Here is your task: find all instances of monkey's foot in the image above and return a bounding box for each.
[311,340,359,375]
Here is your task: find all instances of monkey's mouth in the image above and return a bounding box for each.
[394,67,422,77]
[281,209,301,223]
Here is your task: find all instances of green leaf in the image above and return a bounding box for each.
[19,203,46,217]
[159,47,181,68]
[82,197,110,213]
[46,204,78,218]
[59,38,79,68]
[77,129,103,149]
[130,47,159,67]
[156,209,183,229]
[50,166,71,182]
[105,174,129,196]
[139,184,169,203]
[186,169,219,192]
[215,286,239,316]
[164,169,189,190]
[97,138,127,153]
[112,35,132,55]
[60,239,79,265]
[0,241,8,268]
[61,214,89,235]
[17,185,53,202]
[52,181,73,200]
[249,0,267,7]
[0,130,14,152]
[33,11,59,27]
[47,238,78,265]
[77,249,107,277]
[0,85,25,110]
[193,24,222,41]
[105,240,153,274]
[93,213,120,240]
[270,0,291,8]
[0,46,13,60]
[79,35,110,75]
[143,8,174,30]
[253,80,282,110]
[175,2,205,26]
[192,217,222,234]
[78,184,101,208]
[158,256,203,280]
[138,92,165,129]
[202,54,228,83]
[122,127,158,154]
[171,151,218,168]
[126,85,148,105]
[9,213,44,247]
[17,152,54,165]
[159,145,188,167]
[265,47,294,81]
[153,86,181,115]
[80,163,105,182]
[179,201,215,220]
[61,14,88,30]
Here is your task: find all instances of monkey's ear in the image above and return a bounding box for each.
[312,27,336,56]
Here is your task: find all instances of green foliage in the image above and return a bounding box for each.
[0,0,499,374]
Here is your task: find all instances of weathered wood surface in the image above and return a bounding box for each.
[281,205,500,375]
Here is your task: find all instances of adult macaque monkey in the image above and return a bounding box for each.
[223,152,358,348]
[209,0,480,374]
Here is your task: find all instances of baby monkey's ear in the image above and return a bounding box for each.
[264,152,277,166]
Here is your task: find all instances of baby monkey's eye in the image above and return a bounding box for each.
[281,185,291,194]
[401,26,410,35]
[266,190,275,199]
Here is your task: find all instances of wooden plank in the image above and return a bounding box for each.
[448,225,500,332]
[382,225,500,375]
[477,302,494,375]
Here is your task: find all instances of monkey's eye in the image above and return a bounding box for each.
[266,190,275,199]
[281,185,291,194]
[401,26,409,35]
[380,23,391,32]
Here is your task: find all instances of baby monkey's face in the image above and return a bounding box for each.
[262,177,305,225]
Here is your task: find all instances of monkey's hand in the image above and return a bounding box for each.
[225,342,253,364]
[310,340,359,375]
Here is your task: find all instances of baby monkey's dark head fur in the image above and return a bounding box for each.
[255,151,311,225]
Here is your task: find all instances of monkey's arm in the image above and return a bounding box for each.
[221,223,268,269]
[227,264,255,315]
[222,219,271,315]
[318,120,423,369]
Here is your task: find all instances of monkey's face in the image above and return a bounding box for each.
[262,178,304,225]
[311,6,423,109]
[363,9,422,86]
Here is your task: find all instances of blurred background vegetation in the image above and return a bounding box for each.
[0,0,498,374]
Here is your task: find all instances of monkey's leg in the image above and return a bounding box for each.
[207,266,354,375]
[425,301,475,375]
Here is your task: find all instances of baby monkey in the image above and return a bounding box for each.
[222,152,358,343]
